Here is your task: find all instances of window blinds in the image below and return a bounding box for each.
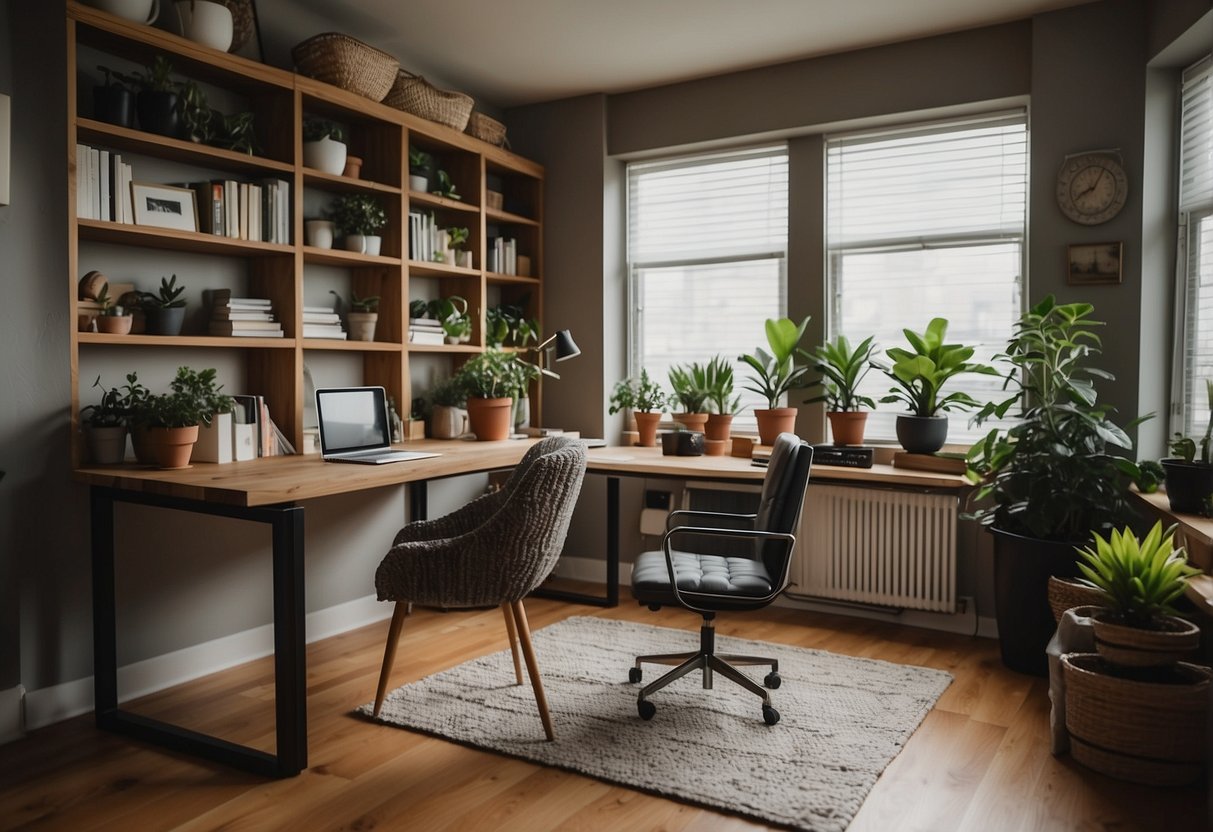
[1180,56,1213,214]
[1178,55,1213,437]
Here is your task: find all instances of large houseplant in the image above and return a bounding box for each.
[966,296,1150,674]
[454,349,523,441]
[609,369,669,447]
[877,318,997,453]
[1160,379,1213,515]
[739,316,812,444]
[128,366,233,468]
[805,334,877,446]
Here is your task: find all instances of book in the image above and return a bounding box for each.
[205,289,273,307]
[892,451,967,475]
[302,311,341,324]
[408,317,443,329]
[302,324,346,339]
[810,444,875,468]
[214,308,276,321]
[209,327,285,338]
[190,181,224,235]
[209,321,284,337]
[408,329,446,345]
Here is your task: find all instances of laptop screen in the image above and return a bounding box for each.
[316,387,391,455]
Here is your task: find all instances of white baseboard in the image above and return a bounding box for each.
[0,685,25,744]
[549,555,999,639]
[20,594,394,735]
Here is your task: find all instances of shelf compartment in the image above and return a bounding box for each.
[485,206,539,227]
[408,260,480,279]
[77,332,296,348]
[78,219,294,256]
[486,272,540,286]
[304,247,403,267]
[408,190,478,214]
[301,340,402,352]
[303,169,402,195]
[77,118,294,177]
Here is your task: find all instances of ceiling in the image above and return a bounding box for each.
[255,0,1098,109]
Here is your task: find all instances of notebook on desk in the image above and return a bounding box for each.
[315,386,439,465]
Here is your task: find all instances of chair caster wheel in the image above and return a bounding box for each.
[762,704,780,725]
[638,699,656,720]
[764,671,781,689]
[629,667,643,684]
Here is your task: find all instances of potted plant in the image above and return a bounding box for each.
[330,290,379,342]
[129,56,179,137]
[703,355,740,451]
[966,296,1151,675]
[217,111,257,155]
[302,117,347,175]
[667,361,710,434]
[173,0,234,52]
[328,193,387,255]
[876,318,998,454]
[426,295,471,344]
[94,283,133,335]
[609,369,669,447]
[80,373,143,464]
[446,226,472,268]
[428,375,468,439]
[486,299,539,347]
[177,79,218,144]
[454,348,521,441]
[431,169,460,200]
[805,334,877,446]
[739,316,812,445]
[128,366,233,469]
[509,356,542,432]
[1160,380,1213,516]
[408,145,435,192]
[139,274,187,336]
[93,65,135,128]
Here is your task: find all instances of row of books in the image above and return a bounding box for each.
[234,395,294,459]
[75,144,133,223]
[407,211,445,262]
[486,237,519,275]
[302,305,346,340]
[189,179,292,244]
[408,317,445,345]
[206,289,284,338]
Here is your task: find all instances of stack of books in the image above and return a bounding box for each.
[408,317,445,344]
[189,179,291,243]
[207,290,284,338]
[302,305,346,340]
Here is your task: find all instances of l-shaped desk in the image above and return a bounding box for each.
[74,440,968,777]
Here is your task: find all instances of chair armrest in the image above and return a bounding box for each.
[666,509,757,532]
[661,526,796,614]
[392,488,506,545]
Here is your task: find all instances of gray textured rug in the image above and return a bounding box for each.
[361,615,952,831]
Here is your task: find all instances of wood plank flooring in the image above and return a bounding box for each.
[0,594,1207,831]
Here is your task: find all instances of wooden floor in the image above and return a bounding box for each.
[0,592,1207,831]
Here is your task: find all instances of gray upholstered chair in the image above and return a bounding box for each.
[371,437,587,740]
[628,432,812,725]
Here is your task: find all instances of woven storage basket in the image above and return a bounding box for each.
[1047,576,1105,622]
[292,33,399,102]
[466,112,507,147]
[384,71,473,131]
[1061,652,1210,785]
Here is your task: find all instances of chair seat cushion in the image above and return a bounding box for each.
[631,549,773,607]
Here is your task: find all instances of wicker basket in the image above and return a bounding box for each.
[486,190,504,211]
[292,33,399,102]
[1047,576,1105,622]
[384,71,473,131]
[466,111,507,147]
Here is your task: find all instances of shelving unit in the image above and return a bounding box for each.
[66,2,544,466]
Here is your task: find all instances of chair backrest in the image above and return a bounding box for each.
[754,433,813,577]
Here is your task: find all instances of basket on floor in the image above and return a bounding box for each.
[466,111,507,147]
[1047,575,1105,622]
[384,70,473,131]
[292,33,399,102]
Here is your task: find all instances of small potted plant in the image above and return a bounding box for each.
[177,79,219,144]
[1161,380,1213,516]
[408,145,435,192]
[703,355,741,452]
[130,56,179,137]
[428,375,468,439]
[94,283,134,335]
[876,318,997,454]
[486,299,539,347]
[217,111,257,155]
[739,316,813,445]
[80,373,143,464]
[139,274,187,336]
[128,366,233,469]
[431,169,460,200]
[426,295,471,344]
[446,226,472,268]
[329,193,387,256]
[453,348,522,441]
[330,290,379,342]
[804,334,877,446]
[302,117,347,175]
[609,369,670,447]
[93,65,135,128]
[667,361,710,434]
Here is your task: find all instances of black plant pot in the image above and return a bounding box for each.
[895,414,948,454]
[1160,458,1213,515]
[137,90,180,137]
[661,431,704,456]
[146,307,186,336]
[991,527,1084,676]
[93,84,135,128]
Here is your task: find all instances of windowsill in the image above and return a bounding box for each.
[1129,489,1213,611]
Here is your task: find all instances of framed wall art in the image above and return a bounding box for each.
[132,182,198,231]
[1067,241,1122,285]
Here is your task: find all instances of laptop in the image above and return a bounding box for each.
[315,386,440,465]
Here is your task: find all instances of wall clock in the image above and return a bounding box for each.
[1055,151,1129,225]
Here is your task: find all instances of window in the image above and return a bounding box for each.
[1176,55,1213,439]
[627,146,788,424]
[825,112,1028,443]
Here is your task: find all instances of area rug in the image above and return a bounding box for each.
[361,615,952,831]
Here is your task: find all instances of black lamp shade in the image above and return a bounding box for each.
[553,329,580,362]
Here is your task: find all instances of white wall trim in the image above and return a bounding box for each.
[0,685,25,745]
[20,594,393,734]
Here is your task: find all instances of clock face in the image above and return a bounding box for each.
[1056,153,1129,225]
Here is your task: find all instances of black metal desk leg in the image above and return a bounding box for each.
[606,475,620,607]
[271,506,307,776]
[90,487,118,724]
[410,481,428,523]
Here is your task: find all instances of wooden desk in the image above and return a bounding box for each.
[74,439,542,778]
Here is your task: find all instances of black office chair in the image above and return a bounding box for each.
[627,432,812,725]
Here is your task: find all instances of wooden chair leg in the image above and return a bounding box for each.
[373,602,409,718]
[509,600,554,741]
[502,603,524,685]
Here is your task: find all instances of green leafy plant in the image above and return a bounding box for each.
[431,169,460,200]
[455,349,524,399]
[177,79,218,143]
[129,366,233,429]
[965,296,1150,541]
[302,117,345,143]
[1075,521,1202,628]
[81,373,144,427]
[116,55,175,93]
[218,111,257,155]
[738,316,813,409]
[876,318,998,417]
[329,289,379,313]
[409,299,429,320]
[804,334,877,412]
[703,355,741,415]
[668,362,711,413]
[328,193,387,236]
[486,299,539,347]
[1168,380,1213,463]
[446,226,469,250]
[609,369,670,414]
[94,283,127,317]
[428,375,468,408]
[139,274,186,310]
[96,65,134,93]
[408,145,434,175]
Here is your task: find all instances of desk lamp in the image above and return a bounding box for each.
[521,329,579,436]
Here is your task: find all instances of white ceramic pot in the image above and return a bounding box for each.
[456,250,473,269]
[346,311,378,342]
[364,235,382,256]
[305,219,334,249]
[87,0,159,24]
[344,234,367,254]
[408,174,428,192]
[302,137,347,175]
[431,406,468,440]
[174,0,232,51]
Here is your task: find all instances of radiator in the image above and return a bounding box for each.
[790,484,958,613]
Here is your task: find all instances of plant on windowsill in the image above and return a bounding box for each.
[609,369,670,447]
[804,334,877,446]
[328,193,387,255]
[1160,380,1213,516]
[668,361,711,434]
[703,355,741,450]
[739,316,813,445]
[302,117,348,175]
[330,290,379,342]
[453,348,523,441]
[138,274,187,337]
[127,366,234,469]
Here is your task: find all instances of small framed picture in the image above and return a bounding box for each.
[1067,241,1122,285]
[132,182,198,232]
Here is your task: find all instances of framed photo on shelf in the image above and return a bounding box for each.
[1067,241,1122,285]
[132,183,198,232]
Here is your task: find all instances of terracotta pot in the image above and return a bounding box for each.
[346,311,378,342]
[704,438,728,456]
[633,412,662,447]
[84,424,127,464]
[142,425,199,469]
[96,315,133,335]
[466,396,513,441]
[827,411,868,446]
[753,407,796,445]
[342,155,363,178]
[1091,611,1202,668]
[704,413,733,442]
[672,412,709,433]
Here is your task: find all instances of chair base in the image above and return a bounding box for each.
[630,615,781,724]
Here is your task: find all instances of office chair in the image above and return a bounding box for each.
[371,437,587,740]
[628,432,812,725]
